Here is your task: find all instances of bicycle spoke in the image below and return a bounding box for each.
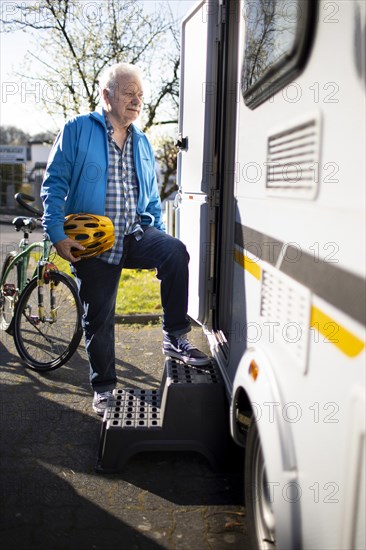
[13,272,82,371]
[21,310,55,345]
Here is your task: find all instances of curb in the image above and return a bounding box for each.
[1,212,25,225]
[115,314,162,325]
[1,217,18,225]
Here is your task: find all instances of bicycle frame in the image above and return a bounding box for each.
[1,230,54,330]
[2,193,83,370]
[35,249,59,324]
[3,238,49,293]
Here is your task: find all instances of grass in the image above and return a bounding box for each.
[37,251,162,316]
[116,269,162,316]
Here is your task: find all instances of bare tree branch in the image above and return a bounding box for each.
[1,0,181,198]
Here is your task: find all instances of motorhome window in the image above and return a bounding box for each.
[241,0,317,108]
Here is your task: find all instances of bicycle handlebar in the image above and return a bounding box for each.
[15,193,43,217]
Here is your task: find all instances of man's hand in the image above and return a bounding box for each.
[54,237,85,263]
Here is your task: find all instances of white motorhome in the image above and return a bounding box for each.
[176,1,365,548]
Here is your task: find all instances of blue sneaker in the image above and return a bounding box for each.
[162,334,211,366]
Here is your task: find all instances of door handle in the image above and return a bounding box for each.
[175,134,188,151]
[173,191,182,209]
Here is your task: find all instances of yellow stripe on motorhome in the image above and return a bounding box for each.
[310,306,365,358]
[234,249,261,280]
[234,248,364,357]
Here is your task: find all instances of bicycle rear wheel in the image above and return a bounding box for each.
[13,271,83,371]
[0,251,20,330]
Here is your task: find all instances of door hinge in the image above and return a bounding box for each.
[208,278,216,309]
[218,0,226,25]
[209,189,220,207]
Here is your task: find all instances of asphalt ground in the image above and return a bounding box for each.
[0,320,249,550]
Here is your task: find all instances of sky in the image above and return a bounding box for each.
[0,0,197,136]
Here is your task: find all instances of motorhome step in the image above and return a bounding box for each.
[96,358,233,472]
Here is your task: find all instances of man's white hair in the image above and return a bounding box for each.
[99,62,142,93]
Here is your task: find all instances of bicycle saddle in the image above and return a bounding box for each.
[12,217,38,232]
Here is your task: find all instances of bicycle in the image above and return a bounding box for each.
[0,192,83,371]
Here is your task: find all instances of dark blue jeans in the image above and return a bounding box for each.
[73,227,191,392]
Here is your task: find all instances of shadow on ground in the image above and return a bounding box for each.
[0,325,247,549]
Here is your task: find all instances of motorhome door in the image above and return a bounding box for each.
[176,0,218,324]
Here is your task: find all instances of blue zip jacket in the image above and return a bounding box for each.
[41,107,165,245]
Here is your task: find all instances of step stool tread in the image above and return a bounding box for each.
[96,358,232,472]
[104,388,163,428]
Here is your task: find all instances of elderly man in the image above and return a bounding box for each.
[41,62,210,415]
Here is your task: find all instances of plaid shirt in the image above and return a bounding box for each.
[99,115,143,265]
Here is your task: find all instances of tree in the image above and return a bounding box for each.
[29,132,56,144]
[0,125,30,145]
[155,139,179,202]
[1,0,180,198]
[243,0,293,90]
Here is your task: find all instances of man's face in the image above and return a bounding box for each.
[104,74,143,126]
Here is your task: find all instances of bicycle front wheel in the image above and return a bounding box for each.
[13,271,83,371]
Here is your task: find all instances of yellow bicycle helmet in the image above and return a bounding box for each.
[64,214,115,259]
